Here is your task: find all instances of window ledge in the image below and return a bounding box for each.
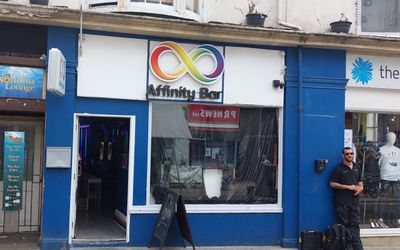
[129,204,283,214]
[358,32,400,38]
[361,228,400,237]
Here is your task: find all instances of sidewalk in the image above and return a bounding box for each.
[0,233,396,250]
[72,247,399,250]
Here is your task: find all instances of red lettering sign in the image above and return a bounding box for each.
[188,105,240,128]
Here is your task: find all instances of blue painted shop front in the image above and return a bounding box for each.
[41,26,347,249]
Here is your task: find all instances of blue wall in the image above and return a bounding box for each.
[131,213,283,247]
[42,27,150,250]
[282,47,347,247]
[41,27,78,250]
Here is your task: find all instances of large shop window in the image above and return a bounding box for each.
[360,0,400,33]
[346,112,400,229]
[150,103,279,205]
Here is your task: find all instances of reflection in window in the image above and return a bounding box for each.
[346,112,400,229]
[186,0,199,13]
[150,103,279,205]
[361,0,400,32]
[162,0,173,6]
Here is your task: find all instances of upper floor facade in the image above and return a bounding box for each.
[5,0,400,37]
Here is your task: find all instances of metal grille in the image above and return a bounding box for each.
[0,119,43,233]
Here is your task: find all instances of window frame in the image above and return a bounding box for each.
[130,102,283,214]
[345,110,400,235]
[87,0,205,22]
[357,0,400,37]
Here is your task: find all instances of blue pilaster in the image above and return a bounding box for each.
[41,26,78,250]
[282,47,348,247]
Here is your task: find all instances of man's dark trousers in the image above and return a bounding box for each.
[335,205,364,250]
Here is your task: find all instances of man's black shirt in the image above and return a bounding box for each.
[330,161,363,206]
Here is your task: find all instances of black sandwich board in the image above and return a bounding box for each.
[148,188,195,250]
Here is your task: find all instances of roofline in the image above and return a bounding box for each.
[1,3,400,55]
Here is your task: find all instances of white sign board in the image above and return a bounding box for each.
[223,46,285,107]
[47,48,66,96]
[46,147,71,168]
[76,34,285,107]
[77,34,148,100]
[347,53,400,90]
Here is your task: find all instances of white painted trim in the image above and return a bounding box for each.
[129,204,283,214]
[145,102,153,206]
[277,108,283,209]
[126,115,135,243]
[69,113,135,243]
[68,114,79,244]
[361,228,400,237]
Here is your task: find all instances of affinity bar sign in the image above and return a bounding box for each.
[147,41,224,102]
[3,131,25,210]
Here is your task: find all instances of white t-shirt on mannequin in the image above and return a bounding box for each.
[379,132,400,181]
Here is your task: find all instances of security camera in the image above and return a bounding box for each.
[273,80,285,89]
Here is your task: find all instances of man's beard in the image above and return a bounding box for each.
[344,158,353,163]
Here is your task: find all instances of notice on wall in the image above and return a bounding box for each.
[344,129,353,148]
[3,131,25,210]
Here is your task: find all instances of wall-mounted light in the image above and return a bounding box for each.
[273,80,285,89]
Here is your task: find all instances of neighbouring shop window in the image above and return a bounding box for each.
[346,112,400,229]
[131,0,199,13]
[185,0,198,13]
[361,0,400,33]
[132,0,173,6]
[150,103,279,205]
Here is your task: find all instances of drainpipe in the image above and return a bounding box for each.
[278,0,302,30]
[298,46,303,234]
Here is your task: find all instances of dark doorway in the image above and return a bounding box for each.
[74,116,130,241]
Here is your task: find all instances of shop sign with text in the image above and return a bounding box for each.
[188,105,240,130]
[3,131,25,210]
[347,54,400,90]
[0,66,44,99]
[147,41,224,102]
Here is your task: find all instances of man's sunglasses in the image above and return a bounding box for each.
[344,152,354,156]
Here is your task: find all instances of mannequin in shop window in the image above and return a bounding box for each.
[377,132,400,228]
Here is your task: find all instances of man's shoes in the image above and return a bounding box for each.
[370,219,378,228]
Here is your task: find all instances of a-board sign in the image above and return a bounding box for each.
[153,189,179,244]
[149,188,195,249]
[176,195,195,248]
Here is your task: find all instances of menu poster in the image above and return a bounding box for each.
[3,131,25,210]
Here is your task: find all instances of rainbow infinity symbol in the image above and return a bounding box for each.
[150,41,224,85]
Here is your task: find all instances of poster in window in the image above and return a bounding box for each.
[3,131,25,210]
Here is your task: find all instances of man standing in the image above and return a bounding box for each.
[330,147,364,250]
